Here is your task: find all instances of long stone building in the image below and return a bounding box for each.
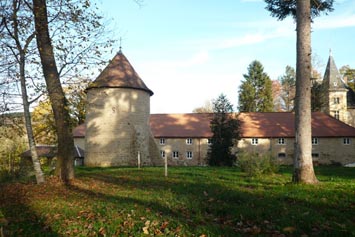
[75,51,355,167]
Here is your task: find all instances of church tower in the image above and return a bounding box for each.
[84,50,154,166]
[322,53,348,123]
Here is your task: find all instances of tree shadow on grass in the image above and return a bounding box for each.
[72,169,355,236]
[0,184,59,237]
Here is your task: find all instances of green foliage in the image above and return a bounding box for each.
[311,81,326,111]
[264,0,334,21]
[1,166,355,236]
[208,94,240,166]
[339,65,355,91]
[238,151,279,177]
[238,60,273,112]
[0,134,27,181]
[279,65,296,111]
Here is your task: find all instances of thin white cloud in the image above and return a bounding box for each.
[314,14,355,29]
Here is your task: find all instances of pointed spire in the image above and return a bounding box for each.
[322,52,347,91]
[87,51,153,96]
[119,37,122,53]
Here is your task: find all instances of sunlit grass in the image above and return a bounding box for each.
[0,166,354,236]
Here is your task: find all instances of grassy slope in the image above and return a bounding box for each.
[0,166,354,236]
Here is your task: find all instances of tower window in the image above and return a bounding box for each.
[334,97,340,104]
[251,138,258,145]
[334,111,339,120]
[160,138,165,145]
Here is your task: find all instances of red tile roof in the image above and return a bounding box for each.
[86,51,153,95]
[73,112,355,139]
[239,112,355,138]
[149,113,213,138]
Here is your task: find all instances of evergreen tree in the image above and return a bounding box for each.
[208,94,240,166]
[238,60,273,112]
[264,0,333,184]
[279,65,296,111]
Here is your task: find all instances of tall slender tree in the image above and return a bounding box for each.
[1,0,44,183]
[279,65,296,111]
[238,60,273,112]
[33,0,75,182]
[264,0,334,184]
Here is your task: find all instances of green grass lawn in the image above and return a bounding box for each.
[0,166,355,236]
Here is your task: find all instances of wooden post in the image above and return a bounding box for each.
[164,155,168,177]
[138,151,141,169]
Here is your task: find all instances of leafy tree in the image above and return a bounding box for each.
[311,81,326,112]
[1,0,45,183]
[265,0,333,184]
[339,65,355,91]
[271,80,283,111]
[208,94,240,166]
[279,65,296,111]
[32,83,88,145]
[238,60,273,112]
[1,0,113,182]
[33,0,74,182]
[192,100,213,113]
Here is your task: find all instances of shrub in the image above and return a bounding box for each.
[237,151,279,176]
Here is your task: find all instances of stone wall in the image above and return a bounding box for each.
[84,88,151,167]
[155,138,210,166]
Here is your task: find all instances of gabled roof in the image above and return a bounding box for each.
[86,51,153,96]
[150,113,213,138]
[239,112,355,138]
[73,112,355,139]
[322,54,347,91]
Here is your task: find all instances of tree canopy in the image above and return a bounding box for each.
[264,0,334,21]
[238,60,273,112]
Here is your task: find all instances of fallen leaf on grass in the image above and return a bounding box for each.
[283,226,296,233]
[143,226,149,234]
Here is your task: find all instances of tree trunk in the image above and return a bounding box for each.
[19,52,45,184]
[293,0,318,184]
[8,0,44,184]
[33,0,75,182]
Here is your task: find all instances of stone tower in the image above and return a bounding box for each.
[321,53,348,123]
[84,50,154,166]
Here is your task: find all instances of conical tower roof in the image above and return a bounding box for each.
[87,50,153,96]
[322,54,347,91]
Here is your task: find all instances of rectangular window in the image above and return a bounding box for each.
[186,138,193,145]
[186,151,193,159]
[278,138,285,145]
[334,97,340,104]
[160,150,165,158]
[172,151,179,159]
[312,153,319,158]
[159,138,165,145]
[251,138,258,145]
[278,153,286,158]
[334,111,339,120]
[312,138,318,145]
[343,138,351,145]
[207,138,212,145]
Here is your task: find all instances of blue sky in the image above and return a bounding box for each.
[95,0,355,113]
